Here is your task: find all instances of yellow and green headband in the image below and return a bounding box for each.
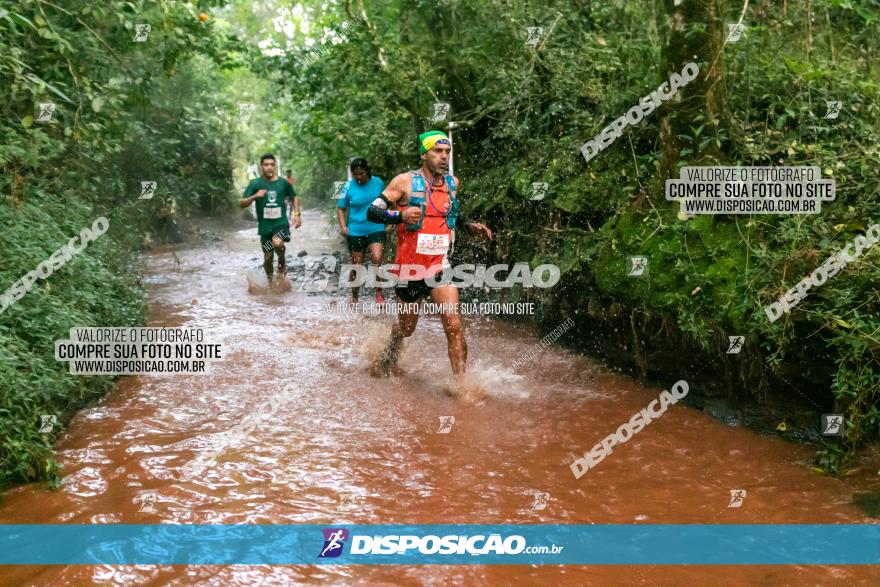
[419,131,450,154]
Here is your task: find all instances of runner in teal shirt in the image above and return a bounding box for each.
[336,158,388,304]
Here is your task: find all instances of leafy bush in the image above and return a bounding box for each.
[0,0,241,489]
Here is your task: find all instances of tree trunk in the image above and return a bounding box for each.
[658,0,731,179]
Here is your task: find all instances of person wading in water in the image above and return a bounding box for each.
[336,158,389,304]
[366,131,492,381]
[240,154,301,282]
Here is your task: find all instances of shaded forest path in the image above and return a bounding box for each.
[2,211,878,585]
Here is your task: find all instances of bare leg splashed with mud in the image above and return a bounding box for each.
[366,130,491,392]
[371,304,418,378]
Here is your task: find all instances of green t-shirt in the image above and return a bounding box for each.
[244,177,296,235]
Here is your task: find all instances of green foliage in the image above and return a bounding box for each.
[3,0,879,487]
[0,0,242,489]
[269,0,879,473]
[0,197,142,489]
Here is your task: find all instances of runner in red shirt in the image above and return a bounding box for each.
[366,130,492,380]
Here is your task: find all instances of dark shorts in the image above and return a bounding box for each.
[261,225,291,249]
[395,266,467,303]
[395,279,434,303]
[347,230,386,253]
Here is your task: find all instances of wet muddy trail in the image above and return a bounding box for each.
[2,210,880,586]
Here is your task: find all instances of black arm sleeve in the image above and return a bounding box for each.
[367,195,403,224]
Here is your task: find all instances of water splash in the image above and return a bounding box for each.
[442,359,529,403]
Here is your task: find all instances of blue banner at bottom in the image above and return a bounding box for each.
[1,524,879,565]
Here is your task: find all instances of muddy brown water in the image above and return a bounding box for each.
[3,210,880,586]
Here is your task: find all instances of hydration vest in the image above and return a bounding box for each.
[408,170,460,230]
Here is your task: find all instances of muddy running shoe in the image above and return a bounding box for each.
[369,344,394,377]
[369,360,391,378]
[369,336,403,377]
[369,359,403,378]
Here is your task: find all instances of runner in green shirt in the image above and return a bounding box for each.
[240,153,301,279]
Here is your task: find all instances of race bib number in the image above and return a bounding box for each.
[263,206,281,219]
[416,233,449,255]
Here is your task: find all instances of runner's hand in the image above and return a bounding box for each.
[341,226,349,236]
[254,189,267,199]
[467,222,493,240]
[402,206,422,225]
